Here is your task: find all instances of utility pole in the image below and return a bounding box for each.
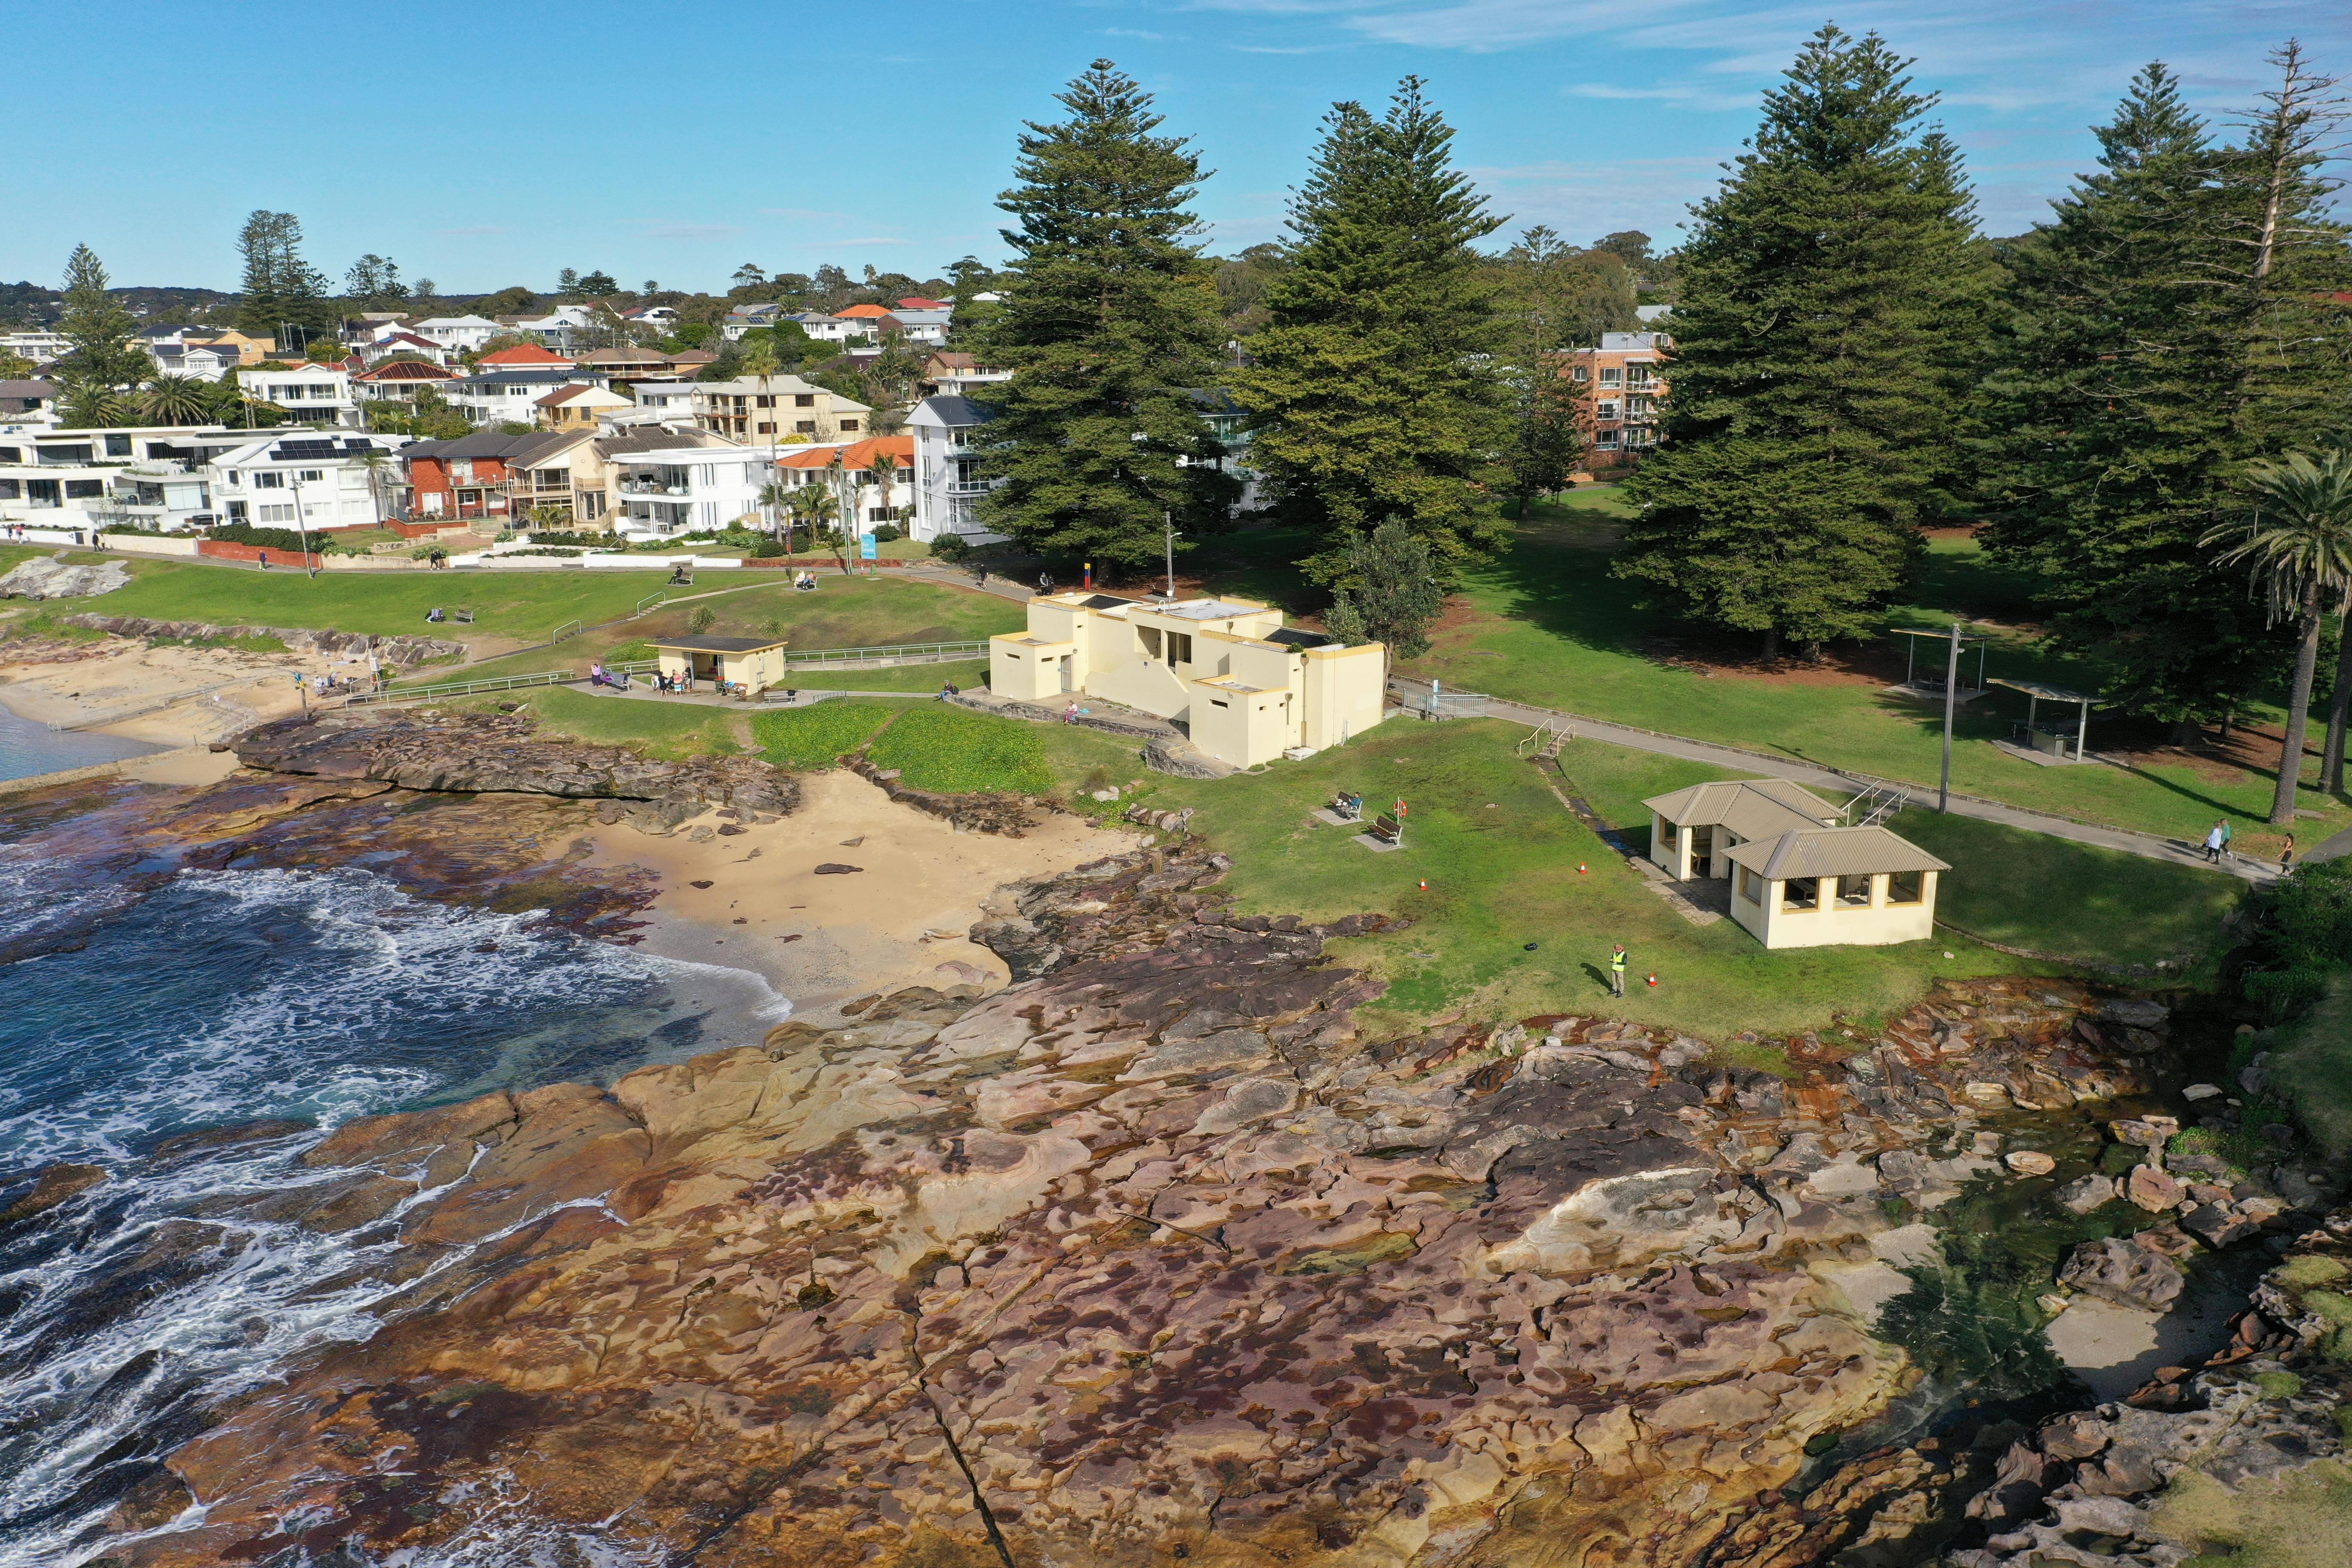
[1163,510,1178,601]
[1939,621,1961,813]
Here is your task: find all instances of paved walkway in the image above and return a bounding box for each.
[1387,679,2275,885]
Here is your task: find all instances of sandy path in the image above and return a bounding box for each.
[582,770,1142,1019]
[0,639,377,746]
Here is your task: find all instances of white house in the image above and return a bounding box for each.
[610,445,769,539]
[0,424,245,530]
[627,379,699,420]
[907,393,1006,545]
[0,330,70,364]
[245,362,362,429]
[511,305,601,353]
[411,315,504,353]
[446,368,605,428]
[883,305,952,345]
[208,432,411,532]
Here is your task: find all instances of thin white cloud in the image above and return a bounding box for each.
[432,225,508,237]
[635,221,749,242]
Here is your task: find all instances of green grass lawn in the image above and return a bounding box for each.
[392,575,1023,688]
[748,702,899,770]
[869,704,1057,793]
[1398,509,2347,852]
[502,687,748,761]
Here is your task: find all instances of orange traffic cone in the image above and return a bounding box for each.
[1577,862,1587,875]
[1418,879,1429,890]
[1646,972,1659,988]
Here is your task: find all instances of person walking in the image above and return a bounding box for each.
[2204,821,2226,864]
[2281,833,2297,878]
[1608,943,1627,997]
[2218,818,2234,864]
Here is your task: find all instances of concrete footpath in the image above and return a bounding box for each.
[1387,679,2275,886]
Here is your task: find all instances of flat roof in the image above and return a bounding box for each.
[651,635,788,654]
[1989,677,2106,704]
[1155,598,1264,621]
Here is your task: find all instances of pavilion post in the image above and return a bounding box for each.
[1940,622,1961,812]
[2076,698,2091,762]
[2028,693,2039,735]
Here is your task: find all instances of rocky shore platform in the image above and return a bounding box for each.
[42,810,2334,1567]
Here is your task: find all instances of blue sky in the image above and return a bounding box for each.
[8,1,2341,295]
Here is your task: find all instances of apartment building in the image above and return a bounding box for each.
[691,375,869,443]
[211,432,409,530]
[906,393,1005,545]
[612,444,769,539]
[351,358,459,406]
[774,435,914,535]
[0,424,245,530]
[1564,331,1669,465]
[245,362,363,429]
[446,367,607,427]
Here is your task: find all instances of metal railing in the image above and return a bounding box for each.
[1388,677,1491,720]
[596,640,985,680]
[351,668,577,705]
[634,592,667,618]
[550,618,583,644]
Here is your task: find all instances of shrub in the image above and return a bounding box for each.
[929,533,971,562]
[687,605,717,633]
[870,524,901,544]
[749,702,897,770]
[867,705,1050,794]
[752,535,787,559]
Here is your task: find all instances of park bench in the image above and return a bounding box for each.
[1368,814,1403,845]
[453,607,475,625]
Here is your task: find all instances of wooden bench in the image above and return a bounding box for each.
[1368,814,1403,845]
[452,607,475,625]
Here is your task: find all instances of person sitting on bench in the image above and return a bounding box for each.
[1330,791,1363,821]
[426,606,445,623]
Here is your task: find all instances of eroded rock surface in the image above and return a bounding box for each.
[58,612,464,666]
[98,845,2229,1568]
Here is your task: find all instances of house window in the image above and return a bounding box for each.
[104,435,132,456]
[299,469,325,483]
[227,499,247,520]
[1887,869,1925,904]
[1570,365,1589,382]
[1737,866,1762,904]
[794,420,817,433]
[1168,631,1192,666]
[795,394,815,407]
[0,480,16,499]
[1594,430,1620,449]
[757,422,775,434]
[1781,877,1819,912]
[1596,401,1620,421]
[756,395,775,408]
[839,419,859,432]
[1599,367,1623,387]
[307,384,334,400]
[254,471,285,488]
[65,479,103,499]
[1836,874,1874,907]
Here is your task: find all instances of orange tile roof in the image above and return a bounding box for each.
[897,297,946,309]
[836,303,893,318]
[479,344,572,366]
[775,435,915,472]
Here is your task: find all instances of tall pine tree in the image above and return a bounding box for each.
[235,210,335,348]
[1615,27,1996,660]
[1234,82,1507,584]
[971,61,1236,573]
[54,244,150,426]
[1974,57,2349,731]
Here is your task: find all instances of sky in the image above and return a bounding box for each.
[6,0,2343,296]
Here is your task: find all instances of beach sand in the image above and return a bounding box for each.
[0,637,363,746]
[582,769,1142,1020]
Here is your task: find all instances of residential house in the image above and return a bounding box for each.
[1640,778,1946,949]
[663,349,718,377]
[774,435,915,536]
[576,345,672,385]
[365,331,456,368]
[397,430,583,523]
[245,362,362,429]
[610,444,769,539]
[476,343,576,373]
[511,305,601,353]
[692,375,868,443]
[175,344,245,381]
[896,297,947,311]
[411,315,504,354]
[622,305,681,328]
[209,432,410,532]
[916,351,1010,397]
[907,393,1005,545]
[0,380,61,426]
[1565,331,1669,466]
[536,383,633,430]
[446,367,607,428]
[882,304,951,345]
[989,593,1390,769]
[564,429,733,526]
[0,330,70,365]
[625,380,699,421]
[720,301,784,341]
[1,424,247,529]
[351,358,460,406]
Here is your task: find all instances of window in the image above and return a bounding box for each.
[307,384,334,400]
[839,419,859,432]
[1781,877,1819,912]
[1887,869,1925,904]
[1167,631,1192,666]
[1599,367,1623,387]
[1570,365,1589,382]
[755,395,775,408]
[1657,819,1677,846]
[868,506,893,521]
[227,499,247,521]
[1594,430,1620,449]
[1836,874,1874,907]
[0,447,18,463]
[1626,395,1653,416]
[1138,626,1164,660]
[1738,866,1763,904]
[104,435,132,456]
[1596,401,1620,421]
[299,469,325,483]
[65,479,102,498]
[254,471,285,489]
[795,394,815,407]
[794,420,816,434]
[225,470,242,486]
[0,480,15,499]
[756,422,775,435]
[258,503,296,523]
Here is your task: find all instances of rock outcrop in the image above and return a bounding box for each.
[57,612,466,667]
[99,843,2253,1568]
[0,556,129,599]
[235,709,799,829]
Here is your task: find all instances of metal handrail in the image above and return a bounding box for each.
[550,618,583,643]
[634,592,667,618]
[352,668,578,704]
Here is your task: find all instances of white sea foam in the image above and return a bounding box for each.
[0,864,791,1563]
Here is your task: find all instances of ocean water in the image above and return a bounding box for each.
[0,702,162,784]
[0,859,787,1566]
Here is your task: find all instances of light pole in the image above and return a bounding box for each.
[1163,509,1179,601]
[1939,620,1961,813]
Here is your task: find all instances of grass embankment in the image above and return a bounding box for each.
[747,700,1141,790]
[1395,495,2349,852]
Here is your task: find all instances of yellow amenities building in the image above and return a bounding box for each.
[989,592,1390,769]
[651,634,791,692]
[1643,778,1949,949]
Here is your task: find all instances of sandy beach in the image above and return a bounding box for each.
[582,769,1142,1019]
[0,636,362,746]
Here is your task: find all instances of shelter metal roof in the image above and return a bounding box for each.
[1988,677,2107,704]
[652,635,789,655]
[1643,778,1840,841]
[1724,825,1951,881]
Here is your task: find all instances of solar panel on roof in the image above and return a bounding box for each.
[271,440,340,460]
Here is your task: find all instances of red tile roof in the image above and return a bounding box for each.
[775,435,915,472]
[478,344,573,367]
[897,297,946,309]
[354,358,456,382]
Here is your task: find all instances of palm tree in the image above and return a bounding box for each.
[2204,448,2352,824]
[351,445,392,524]
[793,478,839,566]
[825,450,855,573]
[756,477,796,548]
[141,375,213,426]
[869,451,901,538]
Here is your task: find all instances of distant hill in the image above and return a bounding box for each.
[0,282,240,328]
